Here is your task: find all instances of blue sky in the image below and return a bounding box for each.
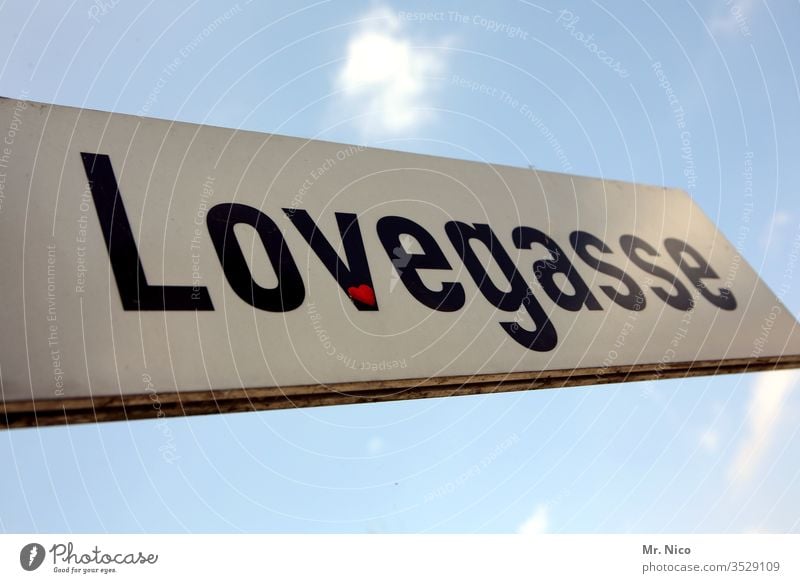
[1,0,799,533]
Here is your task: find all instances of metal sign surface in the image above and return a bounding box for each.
[1,97,797,427]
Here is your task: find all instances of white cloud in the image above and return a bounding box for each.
[770,210,792,227]
[334,6,445,136]
[367,436,385,455]
[518,504,549,535]
[709,0,756,38]
[728,369,800,483]
[699,428,720,454]
[759,210,795,251]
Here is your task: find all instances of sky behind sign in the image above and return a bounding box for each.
[1,0,799,533]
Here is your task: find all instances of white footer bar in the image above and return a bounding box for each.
[1,534,797,582]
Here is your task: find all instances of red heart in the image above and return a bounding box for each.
[347,284,376,306]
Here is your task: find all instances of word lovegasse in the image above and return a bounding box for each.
[82,152,736,354]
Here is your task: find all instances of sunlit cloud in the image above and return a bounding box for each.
[367,436,385,455]
[334,6,446,136]
[699,428,720,454]
[728,369,800,483]
[518,503,550,534]
[709,0,756,38]
[759,209,794,251]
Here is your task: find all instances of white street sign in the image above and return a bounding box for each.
[1,97,798,427]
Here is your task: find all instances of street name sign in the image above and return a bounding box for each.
[1,97,798,427]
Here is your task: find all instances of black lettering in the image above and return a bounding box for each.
[569,230,646,310]
[513,226,602,311]
[80,152,213,310]
[445,221,556,352]
[377,216,465,311]
[284,209,377,310]
[664,238,736,310]
[207,203,304,311]
[620,234,693,311]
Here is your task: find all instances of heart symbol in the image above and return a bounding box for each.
[347,284,376,306]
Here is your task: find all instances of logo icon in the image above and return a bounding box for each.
[20,543,46,571]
